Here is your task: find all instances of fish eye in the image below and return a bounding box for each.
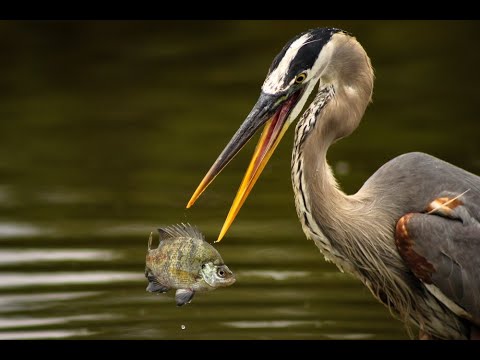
[217,268,226,278]
[201,264,206,269]
[295,72,307,83]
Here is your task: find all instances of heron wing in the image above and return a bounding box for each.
[395,208,480,326]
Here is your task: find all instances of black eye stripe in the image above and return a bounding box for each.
[274,28,340,88]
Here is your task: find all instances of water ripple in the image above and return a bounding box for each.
[324,333,374,340]
[0,272,141,289]
[0,292,102,313]
[0,249,117,265]
[0,314,118,329]
[239,270,309,281]
[0,223,47,238]
[0,329,93,340]
[223,320,332,329]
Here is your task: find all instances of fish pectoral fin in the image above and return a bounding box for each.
[146,281,170,293]
[175,289,195,306]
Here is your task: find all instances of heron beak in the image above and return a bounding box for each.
[187,90,303,241]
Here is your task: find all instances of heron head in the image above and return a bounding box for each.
[187,28,347,241]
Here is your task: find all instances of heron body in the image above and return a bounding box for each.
[187,28,480,339]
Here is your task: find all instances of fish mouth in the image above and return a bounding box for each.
[220,275,236,287]
[187,88,304,241]
[216,276,236,288]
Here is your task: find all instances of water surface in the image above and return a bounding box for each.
[1,20,479,339]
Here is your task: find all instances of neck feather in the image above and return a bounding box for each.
[291,34,421,325]
[292,33,380,268]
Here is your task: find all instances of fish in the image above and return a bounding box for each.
[145,223,236,306]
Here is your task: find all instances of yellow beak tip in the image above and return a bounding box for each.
[186,197,197,209]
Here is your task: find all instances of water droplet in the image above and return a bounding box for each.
[181,324,186,330]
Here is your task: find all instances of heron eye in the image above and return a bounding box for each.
[295,72,307,83]
[217,268,226,278]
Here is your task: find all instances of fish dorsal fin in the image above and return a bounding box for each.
[147,232,154,251]
[157,223,205,242]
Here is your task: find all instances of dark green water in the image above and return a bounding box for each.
[0,20,479,339]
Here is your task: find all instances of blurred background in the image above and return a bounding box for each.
[0,20,479,339]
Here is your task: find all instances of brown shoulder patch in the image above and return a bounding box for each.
[395,213,436,284]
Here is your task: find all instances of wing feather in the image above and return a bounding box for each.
[396,207,480,326]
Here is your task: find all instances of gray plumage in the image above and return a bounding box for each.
[286,31,480,339]
[187,28,480,339]
[401,211,480,325]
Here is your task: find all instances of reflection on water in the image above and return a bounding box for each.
[0,249,117,264]
[0,271,140,288]
[223,320,332,329]
[0,314,117,329]
[0,223,44,238]
[0,20,479,339]
[0,329,93,340]
[0,292,102,313]
[323,333,374,340]
[239,270,310,281]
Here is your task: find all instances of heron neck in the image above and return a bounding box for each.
[291,85,391,275]
[290,35,377,267]
[292,119,357,271]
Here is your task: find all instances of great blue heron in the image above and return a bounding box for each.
[186,28,480,340]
